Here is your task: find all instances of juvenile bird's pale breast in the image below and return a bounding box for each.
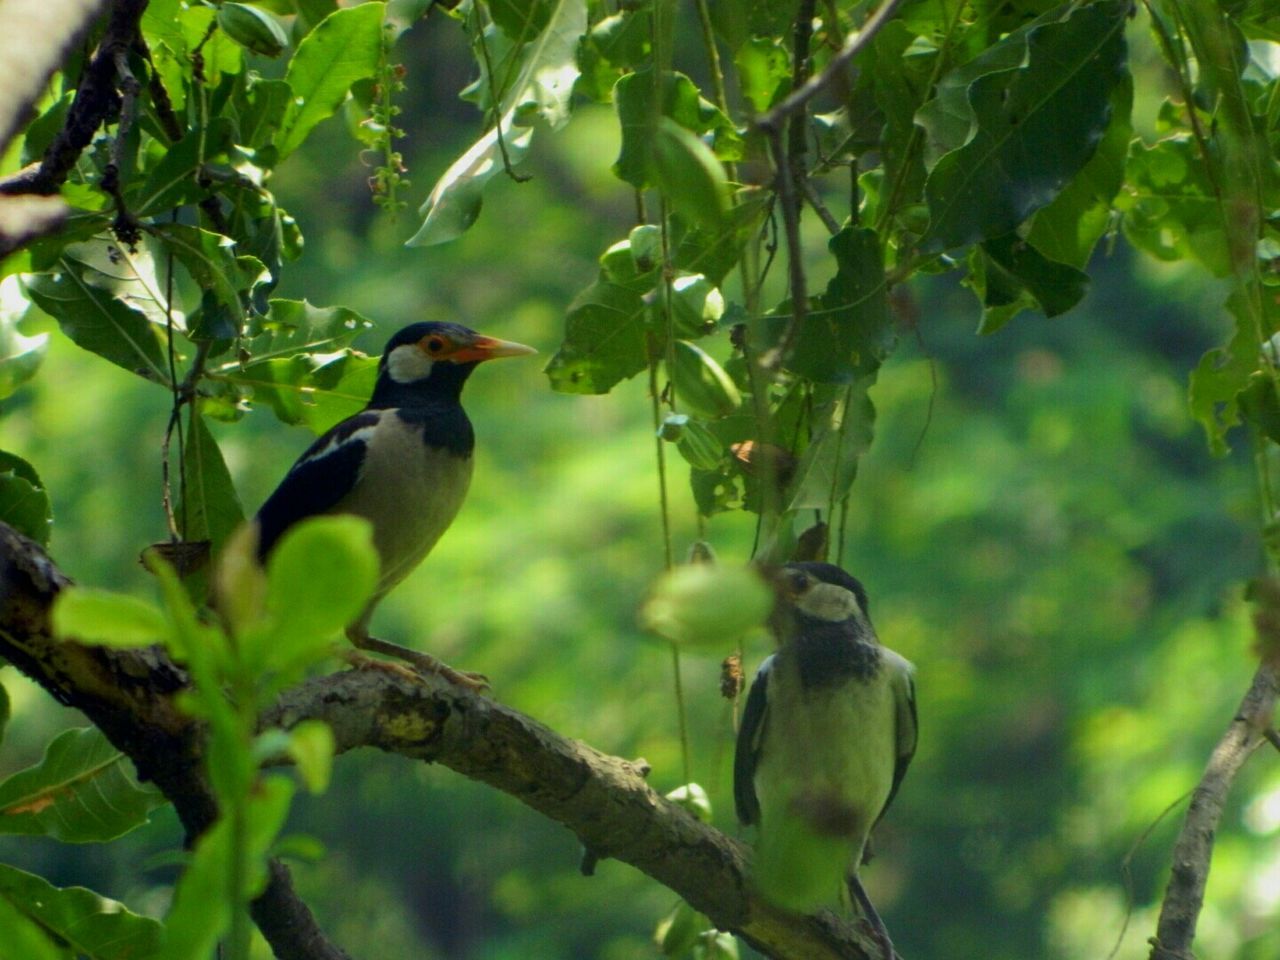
[757,651,900,856]
[337,411,474,595]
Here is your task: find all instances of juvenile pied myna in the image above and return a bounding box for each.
[254,321,535,688]
[734,562,917,960]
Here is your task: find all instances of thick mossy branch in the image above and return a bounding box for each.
[0,524,876,960]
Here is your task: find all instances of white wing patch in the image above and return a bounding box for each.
[295,421,379,471]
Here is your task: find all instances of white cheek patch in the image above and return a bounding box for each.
[387,344,435,383]
[796,582,862,622]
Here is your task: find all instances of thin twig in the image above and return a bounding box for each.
[1149,659,1280,960]
[761,126,807,375]
[1107,791,1191,960]
[798,177,842,235]
[755,0,907,135]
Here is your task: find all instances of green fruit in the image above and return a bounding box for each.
[640,564,772,651]
[669,339,741,419]
[217,2,288,57]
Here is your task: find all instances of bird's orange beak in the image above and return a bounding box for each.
[452,334,538,363]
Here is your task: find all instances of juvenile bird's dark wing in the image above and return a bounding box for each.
[734,655,774,826]
[255,411,381,558]
[878,655,918,821]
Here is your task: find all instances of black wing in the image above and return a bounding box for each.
[254,411,380,558]
[733,655,774,827]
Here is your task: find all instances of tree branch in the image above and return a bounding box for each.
[0,0,149,199]
[1148,657,1280,960]
[0,523,880,960]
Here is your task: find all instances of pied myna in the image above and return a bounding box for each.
[254,321,535,688]
[734,562,917,959]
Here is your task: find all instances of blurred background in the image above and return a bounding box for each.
[2,10,1278,960]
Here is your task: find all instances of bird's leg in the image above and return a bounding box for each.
[345,623,490,692]
[847,873,896,960]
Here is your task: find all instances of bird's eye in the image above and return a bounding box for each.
[425,336,446,354]
[787,571,809,594]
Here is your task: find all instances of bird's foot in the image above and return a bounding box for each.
[347,634,490,692]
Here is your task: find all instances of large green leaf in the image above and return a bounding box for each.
[1028,76,1133,269]
[276,3,386,160]
[223,347,379,433]
[785,384,877,512]
[23,258,169,384]
[407,0,586,246]
[0,863,163,960]
[0,451,51,545]
[545,278,648,394]
[1189,291,1267,456]
[920,0,1129,252]
[0,728,165,842]
[178,407,245,553]
[788,227,893,384]
[256,516,378,677]
[0,892,63,960]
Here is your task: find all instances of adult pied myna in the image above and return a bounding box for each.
[734,562,917,959]
[254,321,535,688]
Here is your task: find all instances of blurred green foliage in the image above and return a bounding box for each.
[1,0,1279,958]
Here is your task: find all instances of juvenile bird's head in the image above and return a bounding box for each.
[769,561,874,642]
[372,321,536,405]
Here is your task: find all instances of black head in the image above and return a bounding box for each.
[368,321,536,408]
[769,561,874,641]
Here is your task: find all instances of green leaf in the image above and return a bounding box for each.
[287,720,335,794]
[158,776,294,960]
[1189,293,1261,456]
[238,299,374,361]
[0,728,165,842]
[152,223,266,341]
[545,278,648,394]
[23,258,169,384]
[261,516,379,672]
[236,78,293,155]
[178,406,245,552]
[0,282,47,399]
[0,863,163,960]
[0,892,64,960]
[734,37,790,114]
[276,3,386,160]
[134,120,233,217]
[0,451,51,545]
[1028,75,1133,269]
[408,0,586,245]
[970,232,1089,334]
[920,0,1129,251]
[613,69,738,189]
[1118,129,1230,276]
[227,348,379,433]
[788,227,892,384]
[0,683,9,747]
[786,384,876,512]
[52,588,171,648]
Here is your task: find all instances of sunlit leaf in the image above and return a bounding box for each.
[669,340,740,419]
[52,587,170,648]
[276,3,386,160]
[0,728,165,843]
[650,119,730,228]
[0,863,163,960]
[408,0,586,245]
[287,720,335,794]
[23,258,169,384]
[152,223,266,341]
[261,516,378,672]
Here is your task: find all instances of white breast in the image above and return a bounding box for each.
[335,412,474,597]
